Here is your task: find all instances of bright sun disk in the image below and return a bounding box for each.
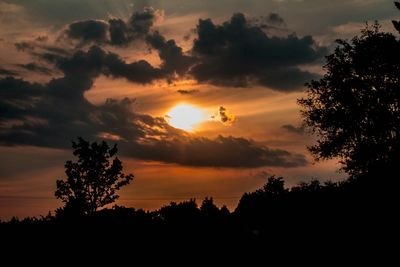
[167,104,207,131]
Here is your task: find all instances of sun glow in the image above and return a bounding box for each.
[167,104,207,131]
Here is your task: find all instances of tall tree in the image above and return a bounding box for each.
[298,22,400,177]
[55,137,133,215]
[392,2,400,33]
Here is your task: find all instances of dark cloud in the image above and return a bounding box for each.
[0,68,17,76]
[281,124,305,135]
[108,18,130,45]
[62,7,159,46]
[146,31,196,76]
[190,13,327,91]
[15,42,35,51]
[65,20,109,44]
[16,42,71,64]
[109,7,158,46]
[0,57,307,168]
[58,8,196,78]
[56,10,321,90]
[17,63,52,75]
[38,45,70,56]
[54,45,163,84]
[176,89,199,95]
[124,135,307,168]
[266,13,285,26]
[0,77,45,121]
[250,13,287,30]
[128,7,157,37]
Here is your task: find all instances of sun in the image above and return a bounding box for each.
[167,104,207,131]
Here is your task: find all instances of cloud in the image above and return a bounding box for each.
[266,13,285,26]
[53,45,163,84]
[62,7,160,46]
[0,67,17,76]
[251,13,286,29]
[213,106,236,126]
[190,13,327,91]
[50,10,322,90]
[65,20,109,44]
[124,135,307,168]
[176,89,199,95]
[15,41,34,51]
[281,124,305,135]
[17,63,52,75]
[146,31,196,76]
[0,73,307,168]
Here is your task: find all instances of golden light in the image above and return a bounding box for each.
[167,104,207,131]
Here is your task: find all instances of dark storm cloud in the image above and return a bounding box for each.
[0,44,307,168]
[176,89,199,95]
[62,7,158,46]
[281,124,305,135]
[191,13,327,91]
[17,63,52,75]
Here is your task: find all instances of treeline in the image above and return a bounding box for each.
[1,173,397,262]
[2,174,396,229]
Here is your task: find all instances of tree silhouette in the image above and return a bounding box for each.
[393,2,400,33]
[298,22,400,177]
[55,137,133,216]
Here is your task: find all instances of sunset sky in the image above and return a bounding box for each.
[0,0,398,219]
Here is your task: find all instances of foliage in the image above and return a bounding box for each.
[392,2,400,33]
[55,137,133,216]
[298,22,400,176]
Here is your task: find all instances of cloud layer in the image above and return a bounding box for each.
[191,13,326,91]
[0,8,320,168]
[55,10,326,90]
[63,7,159,46]
[0,45,307,168]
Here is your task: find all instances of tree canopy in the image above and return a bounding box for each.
[55,137,134,216]
[298,21,400,177]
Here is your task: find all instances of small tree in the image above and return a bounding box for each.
[298,21,400,177]
[55,137,133,216]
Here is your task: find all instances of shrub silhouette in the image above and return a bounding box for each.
[55,137,133,217]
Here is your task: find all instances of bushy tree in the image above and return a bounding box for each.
[55,137,133,216]
[298,21,400,177]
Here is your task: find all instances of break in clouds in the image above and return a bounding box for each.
[0,7,321,168]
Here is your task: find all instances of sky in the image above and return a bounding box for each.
[0,0,398,219]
